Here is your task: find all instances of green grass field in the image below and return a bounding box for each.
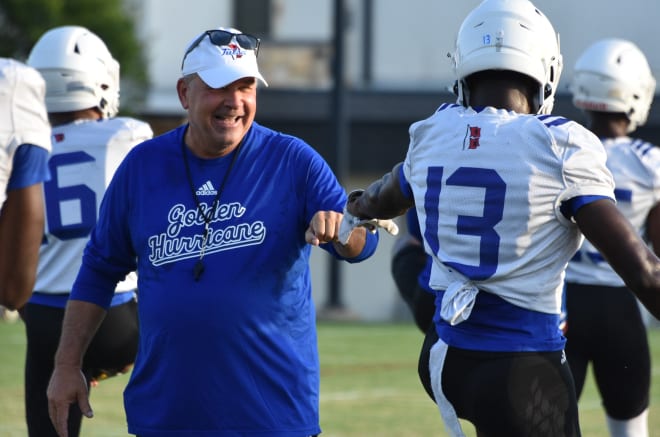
[1,320,658,436]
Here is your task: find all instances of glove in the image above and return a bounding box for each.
[338,190,399,244]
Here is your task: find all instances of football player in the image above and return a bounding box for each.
[0,59,51,312]
[21,26,152,437]
[343,0,660,435]
[564,38,658,437]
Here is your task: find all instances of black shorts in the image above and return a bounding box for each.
[427,334,580,437]
[21,297,139,437]
[565,282,650,419]
[391,242,435,332]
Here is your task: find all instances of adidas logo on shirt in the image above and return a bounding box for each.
[196,180,218,196]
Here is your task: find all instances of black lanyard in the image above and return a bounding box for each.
[181,138,242,281]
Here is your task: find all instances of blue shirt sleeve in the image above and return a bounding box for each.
[322,230,379,263]
[7,144,51,190]
[560,195,612,220]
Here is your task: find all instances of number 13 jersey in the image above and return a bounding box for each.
[401,104,614,319]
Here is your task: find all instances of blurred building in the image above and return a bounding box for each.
[128,0,660,321]
[131,0,660,173]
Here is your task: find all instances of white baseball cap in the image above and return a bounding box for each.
[181,27,268,89]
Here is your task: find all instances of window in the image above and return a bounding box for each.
[234,0,271,38]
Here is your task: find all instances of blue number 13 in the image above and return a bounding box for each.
[423,166,505,280]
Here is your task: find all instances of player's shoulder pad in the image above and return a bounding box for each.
[434,102,461,114]
[531,113,604,154]
[532,113,586,144]
[534,114,572,128]
[630,138,660,159]
[411,102,457,129]
[106,116,154,141]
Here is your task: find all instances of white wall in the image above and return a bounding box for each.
[136,0,233,111]
[271,0,332,39]
[365,0,660,91]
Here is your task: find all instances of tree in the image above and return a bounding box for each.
[0,0,148,111]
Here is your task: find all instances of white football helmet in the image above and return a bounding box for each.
[27,25,120,118]
[571,38,656,133]
[451,0,563,114]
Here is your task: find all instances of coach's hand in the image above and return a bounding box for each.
[305,210,344,246]
[47,364,93,437]
[306,210,368,258]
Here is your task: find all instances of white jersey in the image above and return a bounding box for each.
[35,117,152,293]
[565,136,660,286]
[402,104,615,314]
[0,59,51,208]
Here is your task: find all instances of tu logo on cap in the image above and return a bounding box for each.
[221,44,246,59]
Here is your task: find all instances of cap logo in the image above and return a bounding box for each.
[222,43,246,59]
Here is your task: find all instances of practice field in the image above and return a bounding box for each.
[1,321,658,436]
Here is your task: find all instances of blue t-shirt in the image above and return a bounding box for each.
[72,122,377,436]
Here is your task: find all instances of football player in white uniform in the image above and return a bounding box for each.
[0,59,51,312]
[21,26,153,437]
[343,1,660,436]
[564,38,658,437]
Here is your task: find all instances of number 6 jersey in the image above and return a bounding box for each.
[34,117,153,295]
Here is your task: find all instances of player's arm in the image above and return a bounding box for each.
[0,143,50,310]
[0,182,45,310]
[48,300,107,436]
[645,203,660,257]
[332,221,369,259]
[575,198,660,318]
[346,162,413,219]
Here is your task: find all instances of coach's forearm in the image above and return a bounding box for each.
[348,162,413,219]
[54,300,107,368]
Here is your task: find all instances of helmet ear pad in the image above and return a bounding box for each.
[27,25,120,118]
[571,38,656,132]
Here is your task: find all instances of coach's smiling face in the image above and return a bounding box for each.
[177,74,257,159]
